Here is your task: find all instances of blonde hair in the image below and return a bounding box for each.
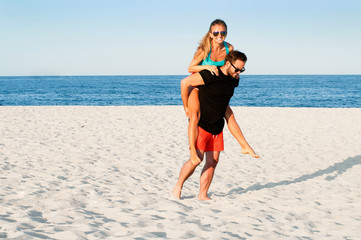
[194,19,228,60]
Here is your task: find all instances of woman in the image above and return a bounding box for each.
[185,19,258,164]
[188,19,233,75]
[186,19,233,164]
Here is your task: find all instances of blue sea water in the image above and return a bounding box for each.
[0,75,360,107]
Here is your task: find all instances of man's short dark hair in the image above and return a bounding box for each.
[225,50,247,63]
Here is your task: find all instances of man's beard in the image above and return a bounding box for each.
[227,69,240,80]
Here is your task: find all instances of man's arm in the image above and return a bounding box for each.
[225,105,259,158]
[180,73,205,114]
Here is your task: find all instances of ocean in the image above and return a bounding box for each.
[0,75,360,107]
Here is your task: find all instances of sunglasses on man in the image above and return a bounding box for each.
[230,62,245,73]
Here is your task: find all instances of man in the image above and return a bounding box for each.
[173,50,259,200]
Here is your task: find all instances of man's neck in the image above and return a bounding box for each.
[219,65,228,76]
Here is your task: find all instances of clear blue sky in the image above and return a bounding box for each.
[1,0,360,75]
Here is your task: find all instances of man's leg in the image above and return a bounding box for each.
[172,149,204,199]
[198,151,220,200]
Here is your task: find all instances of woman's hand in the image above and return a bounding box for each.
[207,65,219,76]
[184,107,190,118]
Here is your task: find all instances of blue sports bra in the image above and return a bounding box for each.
[200,42,230,66]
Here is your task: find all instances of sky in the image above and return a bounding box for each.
[0,0,360,75]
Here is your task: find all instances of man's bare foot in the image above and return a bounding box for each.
[198,195,211,201]
[241,146,259,158]
[190,151,201,165]
[172,185,181,199]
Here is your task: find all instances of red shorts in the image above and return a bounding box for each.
[196,127,224,152]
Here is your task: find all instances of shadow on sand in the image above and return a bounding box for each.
[227,155,361,196]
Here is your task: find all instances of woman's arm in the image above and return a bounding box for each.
[188,56,218,75]
[188,42,234,75]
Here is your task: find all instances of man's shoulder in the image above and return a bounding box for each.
[199,69,213,78]
[199,69,217,84]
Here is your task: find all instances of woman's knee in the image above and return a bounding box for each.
[189,110,200,122]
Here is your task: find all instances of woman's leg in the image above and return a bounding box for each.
[225,106,259,158]
[188,88,201,164]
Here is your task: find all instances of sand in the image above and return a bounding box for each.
[1,106,361,239]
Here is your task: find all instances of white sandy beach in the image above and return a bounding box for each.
[1,106,361,239]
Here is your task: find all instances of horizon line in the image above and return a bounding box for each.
[1,73,361,77]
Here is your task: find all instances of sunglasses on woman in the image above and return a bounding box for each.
[231,62,245,73]
[212,31,227,37]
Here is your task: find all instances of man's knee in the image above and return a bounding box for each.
[206,153,220,166]
[211,159,219,167]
